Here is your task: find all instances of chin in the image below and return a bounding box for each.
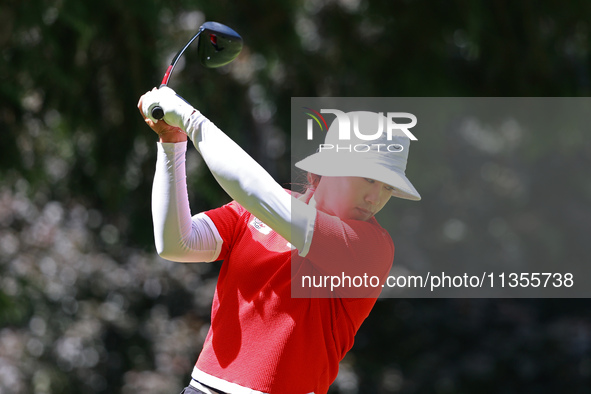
[349,211,372,221]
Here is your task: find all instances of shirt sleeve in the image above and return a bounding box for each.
[200,200,249,262]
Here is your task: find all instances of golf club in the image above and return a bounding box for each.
[151,21,243,120]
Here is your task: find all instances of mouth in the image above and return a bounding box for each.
[355,207,374,218]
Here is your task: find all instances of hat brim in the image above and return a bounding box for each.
[295,152,421,201]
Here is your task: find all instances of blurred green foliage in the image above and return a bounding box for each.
[1,0,591,393]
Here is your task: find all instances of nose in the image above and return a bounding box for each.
[365,184,383,205]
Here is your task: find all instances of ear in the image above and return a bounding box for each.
[307,173,321,189]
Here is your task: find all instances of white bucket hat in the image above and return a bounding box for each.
[295,110,421,201]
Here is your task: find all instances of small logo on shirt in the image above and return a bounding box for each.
[250,217,271,235]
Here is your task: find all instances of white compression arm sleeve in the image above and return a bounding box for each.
[185,112,316,256]
[152,141,223,262]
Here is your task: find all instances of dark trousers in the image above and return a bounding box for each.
[180,384,227,394]
[180,386,208,394]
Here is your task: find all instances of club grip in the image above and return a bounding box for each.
[151,106,165,120]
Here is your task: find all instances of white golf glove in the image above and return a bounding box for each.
[142,86,196,132]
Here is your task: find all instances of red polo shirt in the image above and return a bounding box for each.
[194,196,394,394]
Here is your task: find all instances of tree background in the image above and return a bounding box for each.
[1,0,591,393]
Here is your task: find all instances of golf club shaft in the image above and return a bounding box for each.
[152,29,204,120]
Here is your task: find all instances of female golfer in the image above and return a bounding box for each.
[138,87,420,394]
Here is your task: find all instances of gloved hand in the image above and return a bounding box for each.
[141,86,196,132]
